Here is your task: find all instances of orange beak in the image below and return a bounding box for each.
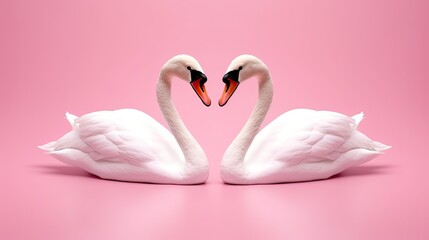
[191,78,211,107]
[218,79,239,107]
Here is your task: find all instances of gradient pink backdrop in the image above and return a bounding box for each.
[1,0,428,239]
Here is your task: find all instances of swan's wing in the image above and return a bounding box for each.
[74,109,185,166]
[246,109,356,166]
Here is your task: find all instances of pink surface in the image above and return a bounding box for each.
[1,0,428,239]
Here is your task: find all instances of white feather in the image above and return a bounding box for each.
[220,55,391,184]
[39,55,209,184]
[40,110,187,182]
[244,109,390,182]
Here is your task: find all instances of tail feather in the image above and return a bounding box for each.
[65,112,78,127]
[352,112,364,127]
[38,141,57,152]
[337,148,383,170]
[372,141,392,152]
[38,112,80,152]
[349,113,391,152]
[48,148,91,167]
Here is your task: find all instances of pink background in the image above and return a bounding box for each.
[1,0,428,239]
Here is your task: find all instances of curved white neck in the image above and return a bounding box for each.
[221,70,273,179]
[156,70,208,179]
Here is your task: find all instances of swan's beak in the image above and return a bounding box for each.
[189,70,211,107]
[191,80,211,107]
[219,70,240,107]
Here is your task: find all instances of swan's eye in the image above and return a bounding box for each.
[238,66,243,71]
[187,66,192,70]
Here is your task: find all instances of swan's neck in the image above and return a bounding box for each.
[221,71,273,179]
[156,71,208,180]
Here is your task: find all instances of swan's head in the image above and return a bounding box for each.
[219,54,268,107]
[162,54,211,106]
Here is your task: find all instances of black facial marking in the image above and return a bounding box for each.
[222,67,242,83]
[222,67,242,92]
[188,67,207,84]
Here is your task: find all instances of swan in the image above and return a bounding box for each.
[218,54,391,184]
[39,55,211,184]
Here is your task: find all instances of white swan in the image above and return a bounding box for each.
[218,55,390,184]
[39,55,210,184]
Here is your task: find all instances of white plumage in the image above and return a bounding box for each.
[219,55,390,184]
[243,109,389,183]
[39,55,210,184]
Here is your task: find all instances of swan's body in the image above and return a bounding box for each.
[39,55,210,184]
[219,55,390,184]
